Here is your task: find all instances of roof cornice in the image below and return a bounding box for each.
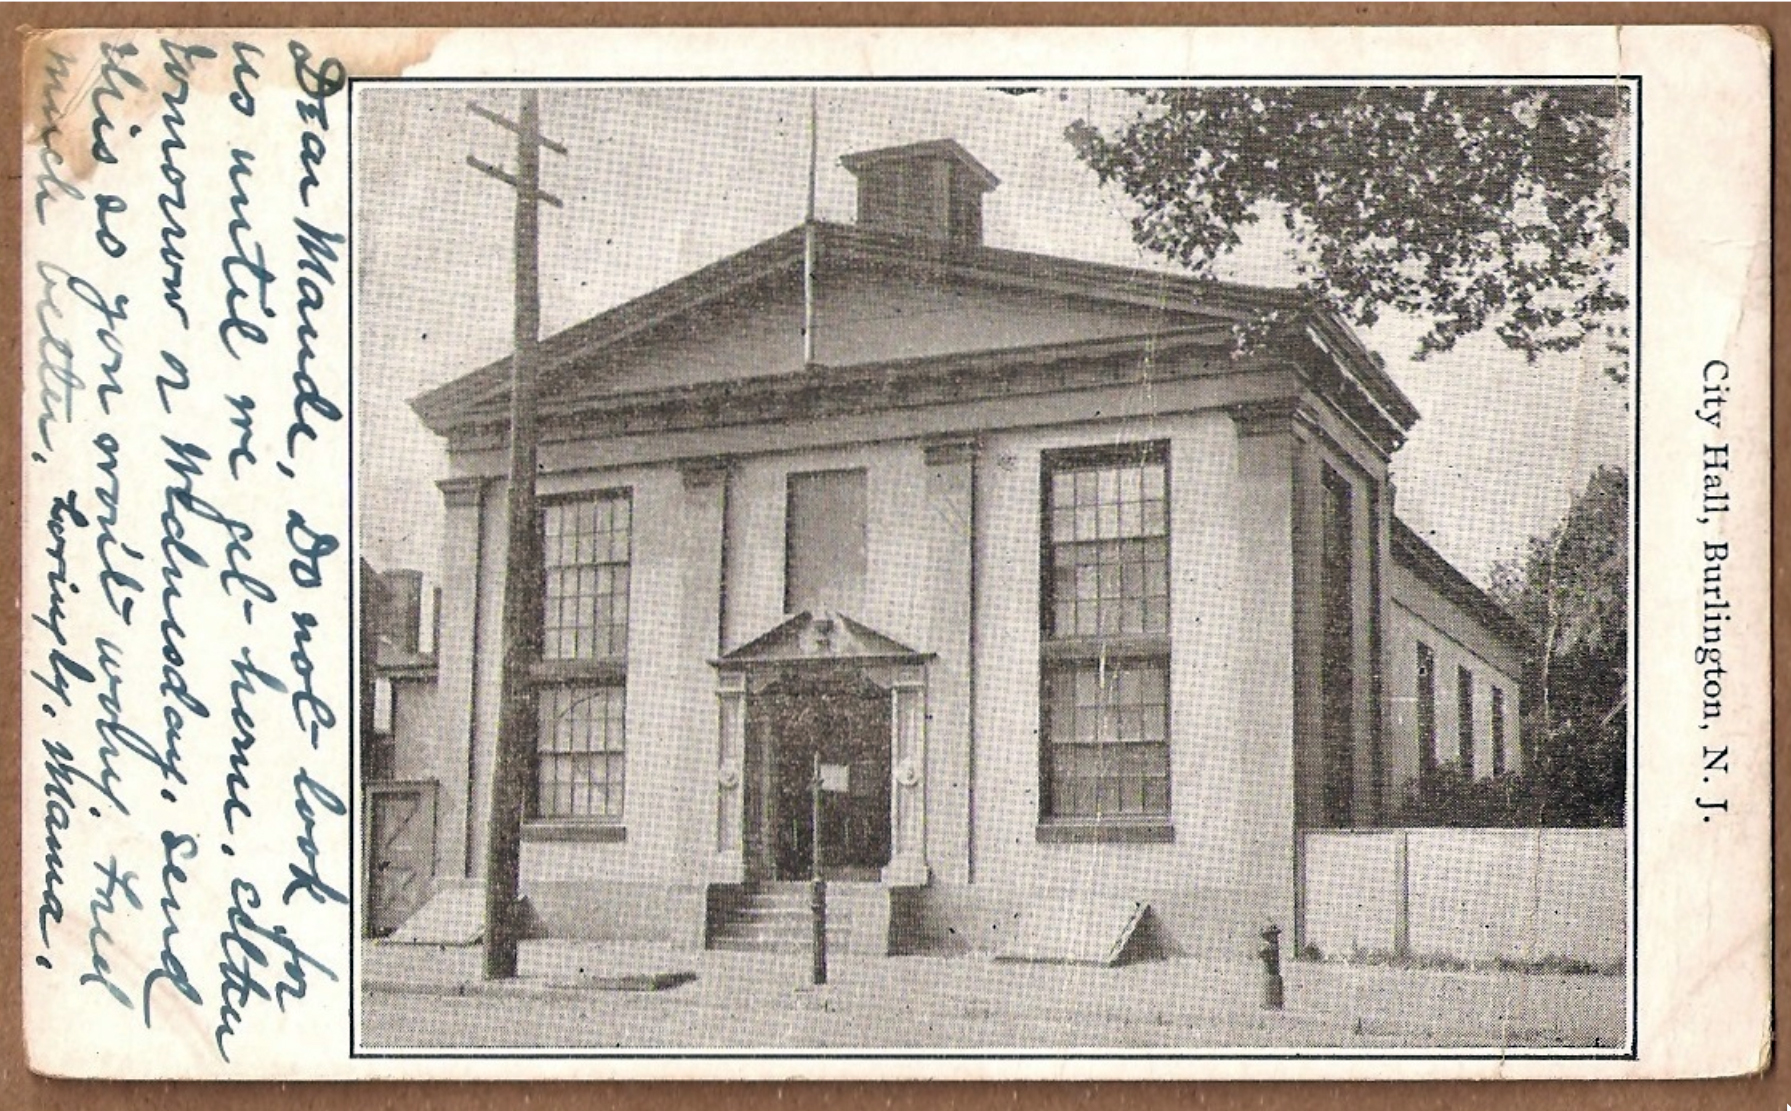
[411,222,1418,443]
[1391,515,1528,651]
[442,324,1247,449]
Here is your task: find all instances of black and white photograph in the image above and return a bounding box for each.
[16,21,1770,1083]
[352,79,1635,1054]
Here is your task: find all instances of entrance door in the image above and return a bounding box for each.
[365,782,436,937]
[746,673,891,882]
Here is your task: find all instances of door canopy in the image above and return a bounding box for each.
[714,609,931,679]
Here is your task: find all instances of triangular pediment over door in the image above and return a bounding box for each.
[715,609,930,677]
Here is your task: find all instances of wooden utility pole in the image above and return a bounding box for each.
[467,89,566,980]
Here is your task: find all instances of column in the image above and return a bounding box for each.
[921,437,975,885]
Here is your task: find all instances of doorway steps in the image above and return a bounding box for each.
[705,882,892,955]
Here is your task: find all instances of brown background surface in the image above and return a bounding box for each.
[2,3,1782,1107]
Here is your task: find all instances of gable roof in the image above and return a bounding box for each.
[411,220,1420,440]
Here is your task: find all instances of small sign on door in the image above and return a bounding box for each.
[818,763,851,793]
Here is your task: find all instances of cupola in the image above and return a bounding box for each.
[839,138,1000,246]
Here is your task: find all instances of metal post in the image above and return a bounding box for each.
[1260,922,1285,1009]
[810,751,827,985]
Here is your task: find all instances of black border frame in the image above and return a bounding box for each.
[345,71,1644,1065]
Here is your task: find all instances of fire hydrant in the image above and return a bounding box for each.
[1259,922,1285,1010]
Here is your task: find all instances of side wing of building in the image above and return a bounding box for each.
[1384,516,1527,814]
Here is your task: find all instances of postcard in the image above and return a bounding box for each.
[18,24,1770,1080]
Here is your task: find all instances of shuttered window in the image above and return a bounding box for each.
[1457,665,1476,777]
[1416,642,1438,774]
[785,469,868,615]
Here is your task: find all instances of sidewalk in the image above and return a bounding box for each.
[359,939,1627,1051]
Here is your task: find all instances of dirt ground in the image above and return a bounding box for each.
[357,940,1628,1052]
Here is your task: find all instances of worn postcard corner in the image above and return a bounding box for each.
[16,23,1770,1082]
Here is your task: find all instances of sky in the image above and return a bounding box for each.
[352,83,1631,589]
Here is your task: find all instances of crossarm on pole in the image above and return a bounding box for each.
[465,156,565,208]
[468,100,571,155]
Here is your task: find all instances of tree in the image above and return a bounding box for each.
[1066,86,1632,380]
[1489,465,1629,826]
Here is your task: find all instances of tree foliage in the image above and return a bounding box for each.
[1067,86,1633,379]
[1487,465,1630,827]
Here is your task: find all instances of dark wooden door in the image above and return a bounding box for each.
[366,783,435,937]
[749,673,891,882]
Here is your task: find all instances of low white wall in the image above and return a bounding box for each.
[1302,828,1626,969]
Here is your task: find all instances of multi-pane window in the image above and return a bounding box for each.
[537,492,631,824]
[1042,661,1169,817]
[1046,456,1169,638]
[542,494,632,661]
[1491,686,1507,775]
[1040,445,1171,823]
[1457,665,1476,777]
[535,684,626,821]
[1416,642,1437,775]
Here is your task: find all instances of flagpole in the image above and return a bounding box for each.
[802,87,819,368]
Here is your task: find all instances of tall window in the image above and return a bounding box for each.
[543,493,631,661]
[1416,642,1437,775]
[537,492,631,822]
[1491,686,1507,775]
[1039,444,1170,824]
[1457,665,1476,777]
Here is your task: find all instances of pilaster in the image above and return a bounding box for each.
[920,436,976,885]
[883,664,930,887]
[433,475,490,880]
[678,458,738,883]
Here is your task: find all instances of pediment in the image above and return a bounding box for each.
[715,610,927,669]
[414,221,1259,437]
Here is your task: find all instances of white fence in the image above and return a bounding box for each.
[1301,828,1627,970]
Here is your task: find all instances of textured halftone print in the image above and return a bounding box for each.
[354,82,1630,1053]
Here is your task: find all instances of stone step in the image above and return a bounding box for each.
[733,903,814,922]
[708,934,825,954]
[711,919,849,942]
[713,907,853,933]
[740,890,817,901]
[706,883,885,954]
